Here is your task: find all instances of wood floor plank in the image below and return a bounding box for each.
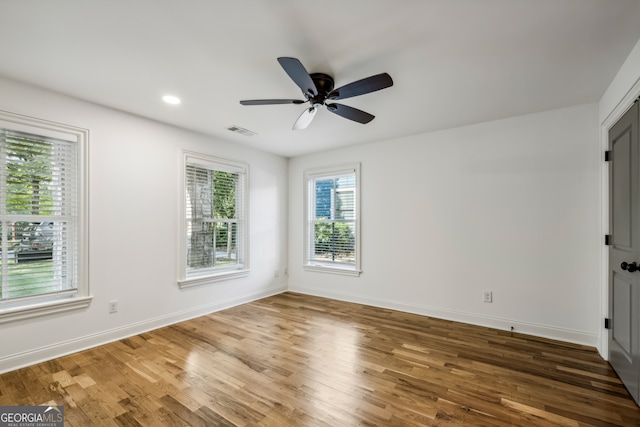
[2,292,640,426]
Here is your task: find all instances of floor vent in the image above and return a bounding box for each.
[227,125,256,137]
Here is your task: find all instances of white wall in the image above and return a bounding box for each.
[0,77,288,373]
[289,103,601,346]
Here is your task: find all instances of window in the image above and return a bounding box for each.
[179,151,249,287]
[304,164,361,276]
[0,111,89,323]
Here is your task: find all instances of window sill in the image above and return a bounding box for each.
[303,264,361,277]
[178,269,250,289]
[0,295,93,324]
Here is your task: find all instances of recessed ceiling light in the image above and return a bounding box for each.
[162,95,181,105]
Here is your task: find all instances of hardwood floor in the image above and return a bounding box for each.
[1,292,639,426]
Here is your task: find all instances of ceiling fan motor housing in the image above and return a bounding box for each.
[309,73,334,106]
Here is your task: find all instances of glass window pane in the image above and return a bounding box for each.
[315,178,334,219]
[187,220,215,269]
[336,190,354,220]
[213,171,237,220]
[214,222,237,266]
[336,175,355,189]
[313,221,355,263]
[6,137,54,216]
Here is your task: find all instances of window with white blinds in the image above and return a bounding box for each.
[179,151,249,287]
[0,111,89,321]
[304,164,361,276]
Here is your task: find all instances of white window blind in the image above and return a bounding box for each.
[305,164,361,275]
[0,128,78,301]
[181,152,248,286]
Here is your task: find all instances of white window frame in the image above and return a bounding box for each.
[304,163,361,276]
[0,110,90,323]
[178,150,249,288]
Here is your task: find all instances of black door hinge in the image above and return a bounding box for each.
[605,235,612,246]
[605,318,611,329]
[605,150,612,161]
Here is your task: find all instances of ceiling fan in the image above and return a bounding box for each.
[240,57,393,130]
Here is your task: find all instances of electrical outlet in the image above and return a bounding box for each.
[109,300,118,313]
[483,291,492,303]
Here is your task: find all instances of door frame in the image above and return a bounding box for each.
[601,80,640,358]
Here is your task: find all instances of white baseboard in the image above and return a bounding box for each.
[290,286,599,348]
[0,286,286,374]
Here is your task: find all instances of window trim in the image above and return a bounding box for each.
[304,163,361,277]
[0,110,91,323]
[178,150,249,288]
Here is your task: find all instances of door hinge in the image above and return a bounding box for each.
[605,234,612,245]
[605,318,611,329]
[605,150,612,161]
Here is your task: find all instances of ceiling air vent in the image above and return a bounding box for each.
[227,125,256,137]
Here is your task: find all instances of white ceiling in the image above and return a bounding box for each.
[2,0,640,158]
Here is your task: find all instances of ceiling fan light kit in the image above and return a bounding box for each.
[240,57,393,130]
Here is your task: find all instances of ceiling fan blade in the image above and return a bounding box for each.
[326,103,375,124]
[277,57,318,97]
[293,107,317,130]
[240,99,306,105]
[328,73,393,100]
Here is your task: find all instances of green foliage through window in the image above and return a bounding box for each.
[314,220,355,262]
